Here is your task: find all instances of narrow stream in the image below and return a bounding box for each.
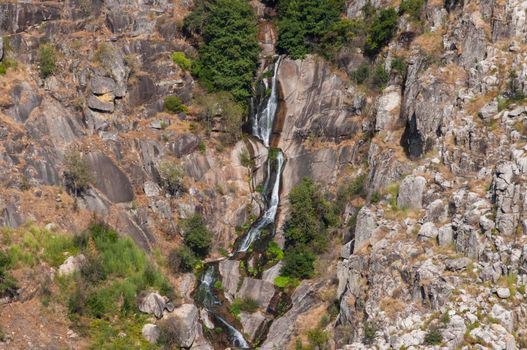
[193,56,284,349]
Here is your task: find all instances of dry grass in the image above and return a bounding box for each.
[380,297,406,319]
[413,31,444,57]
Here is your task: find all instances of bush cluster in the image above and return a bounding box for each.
[163,95,188,114]
[188,0,260,102]
[171,51,192,70]
[63,149,94,196]
[168,214,212,274]
[158,160,184,195]
[39,43,57,79]
[280,177,339,280]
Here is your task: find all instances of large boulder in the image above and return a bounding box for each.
[141,324,159,344]
[218,260,240,303]
[58,254,86,276]
[397,175,426,209]
[375,85,402,131]
[138,291,173,319]
[236,278,275,310]
[240,311,267,341]
[353,207,377,253]
[162,304,199,348]
[87,152,134,203]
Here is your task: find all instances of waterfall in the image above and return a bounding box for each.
[217,317,251,349]
[236,150,284,252]
[252,56,282,148]
[195,266,217,309]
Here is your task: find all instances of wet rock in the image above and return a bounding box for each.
[58,254,86,276]
[141,324,159,344]
[236,278,275,310]
[353,207,377,253]
[218,260,240,303]
[87,152,134,203]
[162,304,199,348]
[397,175,426,209]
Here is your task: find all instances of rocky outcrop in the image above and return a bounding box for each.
[162,304,199,348]
[397,175,426,209]
[58,255,86,276]
[138,291,174,319]
[86,152,134,203]
[236,277,275,310]
[218,260,240,303]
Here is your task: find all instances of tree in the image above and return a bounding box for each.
[63,149,93,196]
[276,0,343,59]
[183,214,212,258]
[191,0,260,102]
[364,8,398,57]
[281,245,316,279]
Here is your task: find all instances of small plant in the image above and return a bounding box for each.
[372,63,389,89]
[213,280,223,290]
[198,141,206,154]
[164,95,188,114]
[363,322,378,345]
[399,0,424,21]
[158,160,184,195]
[424,328,443,345]
[230,297,259,318]
[20,175,31,191]
[391,57,407,77]
[371,191,381,203]
[39,43,57,79]
[440,311,451,324]
[351,63,371,84]
[239,150,253,168]
[171,51,192,70]
[266,242,284,262]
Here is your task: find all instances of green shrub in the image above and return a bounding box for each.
[266,242,284,262]
[276,0,344,59]
[168,246,197,273]
[63,149,94,196]
[281,245,316,279]
[363,322,378,345]
[230,297,259,318]
[190,0,260,102]
[164,95,188,114]
[274,275,291,288]
[372,63,389,89]
[158,160,184,195]
[399,0,424,21]
[39,43,57,79]
[307,328,329,348]
[424,328,443,345]
[364,8,398,57]
[171,51,192,70]
[182,214,212,258]
[351,63,371,84]
[391,56,407,77]
[0,63,6,75]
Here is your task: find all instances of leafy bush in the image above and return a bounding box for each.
[194,92,244,144]
[39,44,57,79]
[190,0,260,102]
[171,51,192,70]
[281,245,316,279]
[266,242,284,262]
[182,214,212,258]
[230,297,259,318]
[399,0,424,21]
[372,64,389,89]
[424,328,443,345]
[63,148,94,196]
[364,8,398,57]
[163,95,188,114]
[351,63,371,84]
[158,160,184,195]
[391,56,407,77]
[276,0,344,59]
[168,246,197,273]
[363,322,378,345]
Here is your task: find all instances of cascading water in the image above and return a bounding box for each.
[236,150,284,252]
[252,56,282,148]
[193,56,284,349]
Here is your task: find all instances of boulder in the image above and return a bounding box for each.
[138,292,169,319]
[141,324,159,344]
[397,175,426,209]
[496,288,511,299]
[353,207,377,253]
[491,304,514,332]
[87,152,134,203]
[418,222,438,240]
[218,260,240,303]
[167,133,201,158]
[240,311,266,341]
[143,181,161,197]
[162,304,199,348]
[87,95,114,113]
[479,101,498,120]
[236,278,275,310]
[441,315,466,348]
[375,85,402,131]
[438,224,453,246]
[58,254,86,276]
[90,76,116,95]
[262,262,283,284]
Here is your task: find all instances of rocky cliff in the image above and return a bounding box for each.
[1,0,527,349]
